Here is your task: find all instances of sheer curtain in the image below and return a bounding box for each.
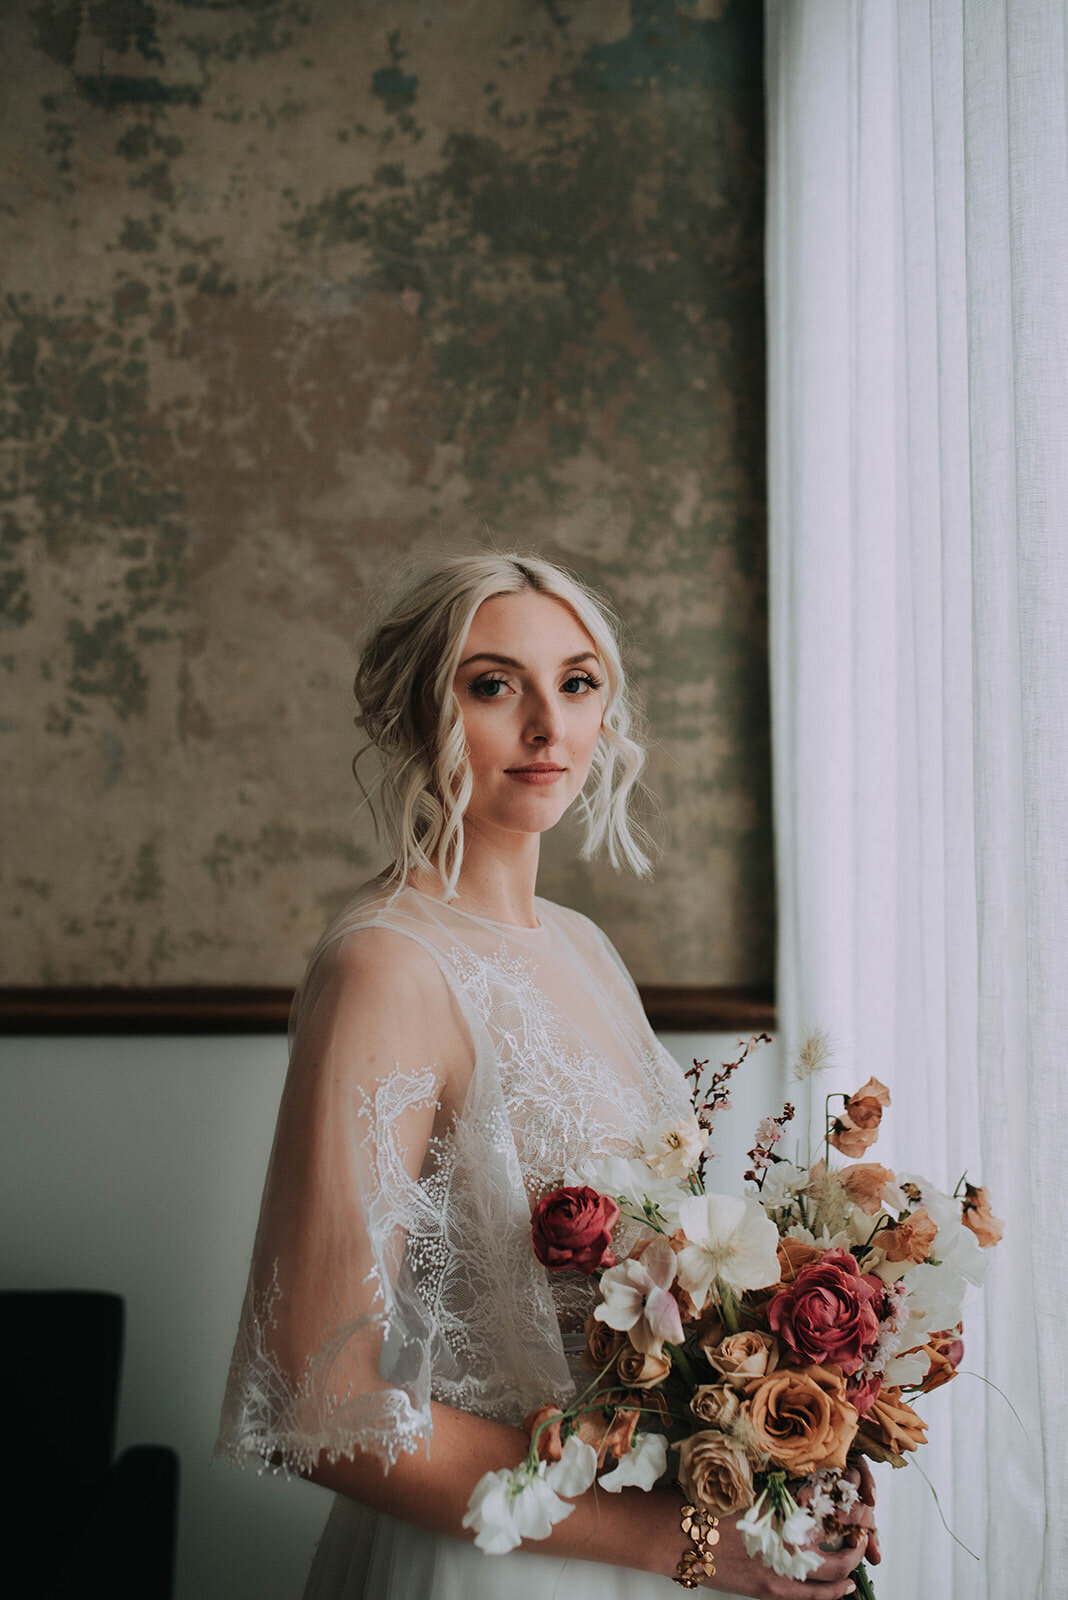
[765,3,1067,1598]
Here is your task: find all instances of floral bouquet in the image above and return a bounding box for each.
[462,1034,1002,1596]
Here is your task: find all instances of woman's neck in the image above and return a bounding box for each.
[412,825,542,929]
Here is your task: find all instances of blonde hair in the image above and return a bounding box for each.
[353,551,651,896]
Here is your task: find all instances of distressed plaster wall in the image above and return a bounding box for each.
[1,0,771,989]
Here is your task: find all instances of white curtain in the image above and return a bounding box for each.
[765,4,1068,1598]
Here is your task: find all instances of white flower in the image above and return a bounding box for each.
[898,1259,968,1342]
[897,1174,988,1284]
[642,1112,708,1179]
[580,1153,688,1229]
[675,1193,781,1306]
[757,1161,810,1210]
[545,1434,598,1497]
[597,1431,668,1492]
[738,1497,823,1580]
[883,1348,931,1387]
[462,1461,574,1553]
[595,1236,685,1354]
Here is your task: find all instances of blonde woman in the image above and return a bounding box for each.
[216,553,876,1599]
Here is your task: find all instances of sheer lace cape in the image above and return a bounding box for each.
[215,882,690,1476]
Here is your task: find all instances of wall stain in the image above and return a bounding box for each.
[2,0,770,988]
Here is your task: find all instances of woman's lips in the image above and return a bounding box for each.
[505,766,566,785]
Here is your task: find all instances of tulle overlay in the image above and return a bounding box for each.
[216,882,737,1596]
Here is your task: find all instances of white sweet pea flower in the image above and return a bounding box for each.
[581,1153,688,1229]
[738,1496,823,1580]
[897,1259,968,1343]
[462,1461,574,1553]
[545,1434,598,1497]
[642,1112,707,1179]
[756,1161,810,1210]
[597,1431,668,1492]
[883,1347,931,1387]
[897,1174,988,1284]
[594,1235,685,1354]
[675,1193,781,1305]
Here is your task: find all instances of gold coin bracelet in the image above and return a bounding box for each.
[673,1501,720,1588]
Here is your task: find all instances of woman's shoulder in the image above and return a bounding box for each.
[303,876,456,989]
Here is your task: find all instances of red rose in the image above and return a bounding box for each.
[531,1186,620,1275]
[768,1247,880,1376]
[845,1372,883,1417]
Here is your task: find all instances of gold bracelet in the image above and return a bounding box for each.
[673,1500,720,1588]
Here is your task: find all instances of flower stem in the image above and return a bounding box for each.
[852,1559,876,1600]
[717,1279,740,1334]
[666,1342,698,1390]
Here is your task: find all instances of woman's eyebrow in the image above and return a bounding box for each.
[458,650,599,671]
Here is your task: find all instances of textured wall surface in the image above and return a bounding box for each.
[1,0,770,989]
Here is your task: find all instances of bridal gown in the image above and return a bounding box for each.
[216,881,744,1599]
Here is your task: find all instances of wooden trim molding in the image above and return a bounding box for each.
[0,984,775,1036]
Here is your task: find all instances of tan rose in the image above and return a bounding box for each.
[853,1385,928,1465]
[617,1344,672,1389]
[584,1313,625,1373]
[676,1429,755,1516]
[881,1205,938,1264]
[840,1163,899,1215]
[745,1363,859,1475]
[961,1183,1004,1248]
[690,1384,743,1430]
[706,1330,780,1383]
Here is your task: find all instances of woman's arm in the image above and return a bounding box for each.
[303,1398,870,1598]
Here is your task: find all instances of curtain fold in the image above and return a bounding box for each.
[765,3,1068,1596]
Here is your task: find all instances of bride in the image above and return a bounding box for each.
[215,552,876,1598]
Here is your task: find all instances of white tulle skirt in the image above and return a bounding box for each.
[302,1495,734,1600]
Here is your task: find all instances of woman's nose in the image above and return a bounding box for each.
[524,691,565,746]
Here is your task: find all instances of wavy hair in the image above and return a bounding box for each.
[353,551,652,898]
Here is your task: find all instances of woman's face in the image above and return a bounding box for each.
[453,589,605,842]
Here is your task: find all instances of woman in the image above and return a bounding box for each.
[216,553,876,1598]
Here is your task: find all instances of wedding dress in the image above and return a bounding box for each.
[216,881,740,1598]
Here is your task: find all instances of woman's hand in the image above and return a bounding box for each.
[698,1508,868,1599]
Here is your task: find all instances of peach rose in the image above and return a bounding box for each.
[617,1345,672,1389]
[853,1385,927,1464]
[961,1183,1004,1248]
[881,1205,938,1264]
[839,1163,899,1216]
[690,1384,743,1431]
[676,1429,755,1516]
[745,1363,859,1475]
[706,1330,780,1383]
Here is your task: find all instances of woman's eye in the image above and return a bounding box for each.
[470,676,510,698]
[562,674,602,696]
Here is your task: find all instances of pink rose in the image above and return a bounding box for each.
[531,1186,620,1274]
[768,1247,880,1376]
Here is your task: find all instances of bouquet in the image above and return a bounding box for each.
[462,1034,1002,1596]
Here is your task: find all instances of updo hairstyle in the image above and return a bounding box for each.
[353,551,651,898]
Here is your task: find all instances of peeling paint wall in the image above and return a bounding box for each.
[1,0,770,988]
